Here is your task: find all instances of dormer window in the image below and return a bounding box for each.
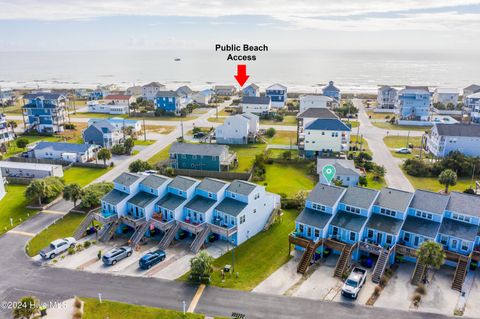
[415,210,433,220]
[231,193,236,199]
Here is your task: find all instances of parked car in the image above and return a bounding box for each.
[341,267,367,299]
[102,246,132,266]
[39,237,77,259]
[395,147,412,154]
[193,132,206,139]
[139,249,166,270]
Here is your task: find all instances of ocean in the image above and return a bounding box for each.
[0,50,478,94]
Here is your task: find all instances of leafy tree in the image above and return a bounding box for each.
[417,241,445,283]
[265,127,276,138]
[123,137,135,154]
[189,251,214,284]
[129,159,152,173]
[16,137,29,149]
[438,169,457,194]
[111,144,126,155]
[358,176,368,187]
[281,150,292,160]
[25,179,49,206]
[333,179,343,186]
[97,148,111,165]
[192,127,202,134]
[403,158,431,177]
[63,183,82,207]
[8,120,18,129]
[12,296,39,319]
[372,164,386,181]
[79,182,114,208]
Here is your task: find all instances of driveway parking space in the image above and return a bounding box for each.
[417,266,459,316]
[375,263,416,311]
[333,269,377,305]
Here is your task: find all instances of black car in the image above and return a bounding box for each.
[139,250,166,270]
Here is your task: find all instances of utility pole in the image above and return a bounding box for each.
[471,164,476,189]
[406,130,410,149]
[143,118,147,142]
[419,134,424,160]
[181,120,184,141]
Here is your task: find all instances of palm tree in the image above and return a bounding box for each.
[63,183,82,207]
[189,251,214,284]
[97,148,111,165]
[25,179,49,206]
[417,241,445,283]
[13,296,40,319]
[438,169,457,194]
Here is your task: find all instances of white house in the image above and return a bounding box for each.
[299,95,334,112]
[215,113,259,145]
[125,86,143,97]
[29,142,99,163]
[240,96,271,114]
[214,85,236,96]
[426,123,480,157]
[266,83,287,108]
[0,114,15,147]
[317,158,361,186]
[142,82,166,101]
[88,118,142,134]
[377,86,397,109]
[0,169,6,201]
[465,92,480,124]
[302,118,351,158]
[87,94,134,115]
[192,89,214,105]
[433,88,459,106]
[463,84,480,106]
[0,161,64,178]
[395,86,431,121]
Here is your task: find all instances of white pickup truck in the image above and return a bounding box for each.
[39,237,77,259]
[341,267,367,299]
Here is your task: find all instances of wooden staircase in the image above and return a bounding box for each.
[73,212,95,240]
[297,243,316,275]
[411,260,427,286]
[190,224,211,253]
[263,205,281,231]
[452,257,468,292]
[99,220,119,242]
[129,221,151,248]
[334,244,355,278]
[158,222,180,249]
[372,249,389,283]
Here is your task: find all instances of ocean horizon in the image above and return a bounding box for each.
[0,49,478,94]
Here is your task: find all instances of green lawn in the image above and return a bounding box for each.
[181,209,297,291]
[82,298,205,319]
[0,185,37,236]
[134,139,155,146]
[346,120,360,128]
[365,173,386,190]
[147,143,172,165]
[383,136,422,149]
[229,144,266,172]
[26,212,86,256]
[63,167,111,187]
[265,131,297,145]
[403,173,475,193]
[372,122,431,132]
[366,110,394,120]
[350,134,370,153]
[207,117,225,123]
[70,112,122,119]
[261,162,316,197]
[260,115,297,126]
[2,134,82,159]
[268,149,300,160]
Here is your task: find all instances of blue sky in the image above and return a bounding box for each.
[1,0,480,52]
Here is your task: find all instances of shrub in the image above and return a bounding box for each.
[72,308,82,319]
[64,123,76,130]
[68,247,75,255]
[403,158,431,177]
[16,137,30,149]
[80,182,114,209]
[464,188,475,194]
[412,293,422,306]
[265,127,276,138]
[111,144,126,155]
[74,297,82,308]
[373,286,381,296]
[415,284,427,295]
[379,277,387,288]
[83,241,91,248]
[129,159,152,173]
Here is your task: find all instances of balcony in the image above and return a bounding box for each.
[395,244,418,257]
[358,241,385,255]
[121,215,146,228]
[472,246,480,261]
[177,219,204,234]
[209,219,238,237]
[288,232,312,248]
[95,211,117,224]
[150,217,175,232]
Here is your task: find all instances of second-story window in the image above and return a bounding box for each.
[349,232,356,241]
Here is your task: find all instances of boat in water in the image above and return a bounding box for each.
[174,57,181,61]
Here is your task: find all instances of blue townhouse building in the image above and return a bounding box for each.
[168,142,236,172]
[242,83,260,97]
[289,183,480,291]
[154,91,187,115]
[76,173,280,255]
[266,83,287,108]
[322,81,341,103]
[465,92,480,124]
[395,86,432,122]
[22,92,68,134]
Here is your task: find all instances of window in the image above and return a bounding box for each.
[380,208,397,217]
[314,229,320,238]
[367,229,374,238]
[415,210,433,220]
[255,193,260,200]
[208,192,213,198]
[299,224,304,232]
[461,242,469,251]
[312,203,326,212]
[240,215,246,224]
[253,209,256,214]
[451,239,458,249]
[349,232,356,241]
[231,193,236,198]
[452,213,471,223]
[345,206,360,214]
[386,235,393,245]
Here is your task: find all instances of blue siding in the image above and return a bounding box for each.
[171,153,221,171]
[155,96,178,112]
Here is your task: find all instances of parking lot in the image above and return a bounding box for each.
[46,235,230,280]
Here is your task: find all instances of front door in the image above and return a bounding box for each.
[332,226,339,238]
[377,232,383,245]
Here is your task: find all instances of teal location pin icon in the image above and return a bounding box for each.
[322,164,336,185]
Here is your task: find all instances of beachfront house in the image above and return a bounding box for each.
[0,114,15,147]
[168,142,236,172]
[82,119,123,149]
[87,94,134,115]
[322,81,341,103]
[214,85,236,96]
[316,158,361,186]
[463,84,480,106]
[22,92,68,134]
[299,95,334,112]
[433,88,459,107]
[215,113,259,145]
[0,88,15,106]
[377,86,397,109]
[266,84,287,108]
[240,96,271,114]
[192,89,214,105]
[28,142,99,163]
[154,91,187,115]
[176,86,193,99]
[465,93,480,124]
[89,89,109,101]
[394,86,431,121]
[142,82,166,101]
[242,84,260,97]
[426,123,480,157]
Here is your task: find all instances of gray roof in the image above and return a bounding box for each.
[241,96,271,105]
[374,187,414,212]
[296,208,332,229]
[297,108,338,119]
[168,176,198,192]
[141,174,169,189]
[439,218,478,242]
[155,90,180,98]
[113,173,142,187]
[366,213,404,235]
[446,192,480,217]
[226,180,257,196]
[434,123,480,138]
[329,210,367,232]
[197,178,227,193]
[244,83,259,90]
[127,191,157,208]
[323,81,340,92]
[317,159,360,177]
[307,183,345,207]
[185,195,217,213]
[33,142,95,153]
[214,197,247,217]
[464,84,480,92]
[143,82,164,88]
[169,142,228,157]
[24,92,64,100]
[89,120,119,133]
[340,187,379,210]
[176,86,193,96]
[102,189,129,205]
[305,119,351,132]
[401,215,440,238]
[409,189,449,215]
[156,193,186,210]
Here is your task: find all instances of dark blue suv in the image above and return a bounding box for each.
[139,250,166,270]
